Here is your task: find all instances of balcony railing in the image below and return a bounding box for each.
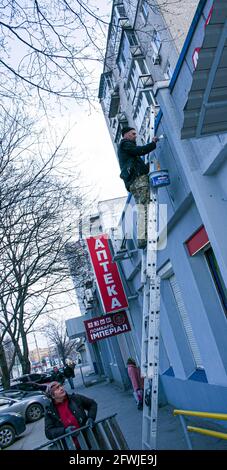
[130,44,143,57]
[132,74,154,108]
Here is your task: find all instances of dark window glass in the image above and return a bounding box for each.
[141,0,149,21]
[137,58,147,74]
[126,30,138,47]
[116,5,126,17]
[205,247,227,315]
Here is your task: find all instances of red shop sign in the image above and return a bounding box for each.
[86,234,128,314]
[84,311,131,343]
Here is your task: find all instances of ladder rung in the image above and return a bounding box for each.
[141,183,160,451]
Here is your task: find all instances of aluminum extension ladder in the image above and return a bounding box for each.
[140,109,161,450]
[34,414,129,451]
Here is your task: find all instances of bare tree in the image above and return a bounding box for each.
[0,333,17,389]
[0,109,87,384]
[0,0,109,104]
[40,318,80,365]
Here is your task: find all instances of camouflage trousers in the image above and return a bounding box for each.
[129,174,150,248]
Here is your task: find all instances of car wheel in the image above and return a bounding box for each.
[26,403,43,422]
[0,424,16,448]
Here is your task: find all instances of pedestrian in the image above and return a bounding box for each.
[44,381,97,449]
[51,366,65,385]
[118,127,159,248]
[127,358,144,410]
[63,359,75,390]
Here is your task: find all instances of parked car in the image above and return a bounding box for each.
[0,413,26,449]
[0,394,50,423]
[12,373,53,384]
[0,389,46,399]
[8,381,49,393]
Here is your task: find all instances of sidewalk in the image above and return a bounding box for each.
[66,369,227,450]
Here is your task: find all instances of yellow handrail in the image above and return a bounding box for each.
[173,409,227,420]
[187,426,227,440]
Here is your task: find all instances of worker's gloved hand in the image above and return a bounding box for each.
[86,418,95,428]
[65,426,77,434]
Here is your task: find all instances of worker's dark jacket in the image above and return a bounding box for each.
[118,139,156,190]
[45,393,97,440]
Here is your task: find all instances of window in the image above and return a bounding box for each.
[117,34,129,75]
[112,3,127,24]
[133,92,157,138]
[205,247,227,315]
[137,58,148,75]
[127,58,149,96]
[114,121,128,144]
[140,0,149,23]
[110,117,117,129]
[125,30,138,47]
[151,29,161,54]
[111,4,129,57]
[139,105,157,143]
[105,73,113,90]
[115,4,127,18]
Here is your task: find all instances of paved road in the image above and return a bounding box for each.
[7,418,46,450]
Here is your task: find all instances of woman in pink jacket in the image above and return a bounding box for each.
[127,358,144,410]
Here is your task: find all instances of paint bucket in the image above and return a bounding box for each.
[150,169,170,188]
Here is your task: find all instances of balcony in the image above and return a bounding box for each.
[108,88,120,118]
[139,74,154,88]
[111,17,131,57]
[132,74,154,107]
[130,44,143,57]
[117,111,128,122]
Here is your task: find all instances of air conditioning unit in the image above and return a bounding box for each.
[83,298,93,310]
[84,288,93,303]
[152,53,161,65]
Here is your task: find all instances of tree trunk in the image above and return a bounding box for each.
[0,341,10,389]
[20,330,31,374]
[8,330,31,375]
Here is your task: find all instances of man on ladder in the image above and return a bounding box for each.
[117,125,168,449]
[117,126,159,249]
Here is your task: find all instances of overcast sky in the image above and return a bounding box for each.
[29,1,129,352]
[68,105,127,202]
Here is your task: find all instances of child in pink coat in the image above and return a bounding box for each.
[127,358,144,409]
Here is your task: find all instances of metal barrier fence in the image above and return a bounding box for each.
[34,414,129,451]
[173,409,227,450]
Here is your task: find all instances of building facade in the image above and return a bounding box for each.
[65,197,141,389]
[98,0,227,414]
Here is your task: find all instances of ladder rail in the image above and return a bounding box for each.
[141,149,161,450]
